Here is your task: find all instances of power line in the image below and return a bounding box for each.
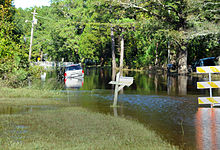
[35,15,146,27]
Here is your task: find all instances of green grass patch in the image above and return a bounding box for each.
[0,97,69,107]
[0,107,177,150]
[0,87,65,99]
[0,84,68,106]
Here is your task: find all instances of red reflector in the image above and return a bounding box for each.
[64,73,67,76]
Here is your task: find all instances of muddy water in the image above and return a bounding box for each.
[63,68,220,150]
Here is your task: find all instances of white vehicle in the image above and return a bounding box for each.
[64,64,84,78]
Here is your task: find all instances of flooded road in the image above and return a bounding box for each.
[62,68,220,149]
[2,68,220,149]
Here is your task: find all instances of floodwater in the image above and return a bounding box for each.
[63,68,220,150]
[2,68,220,149]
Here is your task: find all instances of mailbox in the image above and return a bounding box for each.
[109,72,134,107]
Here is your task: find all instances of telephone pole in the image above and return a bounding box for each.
[29,9,37,61]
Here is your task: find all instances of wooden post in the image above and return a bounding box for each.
[111,26,116,70]
[109,72,133,107]
[209,73,213,97]
[119,28,124,74]
[113,72,120,107]
[113,107,118,117]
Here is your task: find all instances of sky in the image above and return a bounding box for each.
[13,0,51,9]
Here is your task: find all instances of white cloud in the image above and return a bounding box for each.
[14,0,50,9]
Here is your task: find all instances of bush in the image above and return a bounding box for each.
[28,65,45,79]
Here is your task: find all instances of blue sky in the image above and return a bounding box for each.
[13,0,50,9]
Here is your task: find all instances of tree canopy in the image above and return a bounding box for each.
[1,0,219,79]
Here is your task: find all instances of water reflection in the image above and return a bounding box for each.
[62,68,220,149]
[64,77,84,89]
[113,107,118,117]
[0,105,57,115]
[0,106,29,115]
[196,108,220,150]
[178,75,188,95]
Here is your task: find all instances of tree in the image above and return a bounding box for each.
[0,0,29,85]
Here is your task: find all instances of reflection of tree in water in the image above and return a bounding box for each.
[0,106,29,115]
[81,68,112,90]
[167,75,178,95]
[154,74,158,93]
[178,75,188,95]
[167,75,188,95]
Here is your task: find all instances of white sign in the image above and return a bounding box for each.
[109,72,134,107]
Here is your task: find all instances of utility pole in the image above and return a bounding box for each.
[111,26,116,70]
[119,28,124,75]
[29,9,37,61]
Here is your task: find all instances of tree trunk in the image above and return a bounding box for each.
[178,48,188,74]
[40,49,43,61]
[111,26,116,70]
[168,41,170,65]
[167,41,171,73]
[155,42,159,66]
[119,28,124,75]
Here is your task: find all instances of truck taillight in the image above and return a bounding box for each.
[82,70,84,74]
[64,73,67,77]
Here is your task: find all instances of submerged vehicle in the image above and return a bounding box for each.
[64,64,84,78]
[191,57,216,72]
[64,77,84,89]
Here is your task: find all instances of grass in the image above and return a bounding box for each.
[0,86,65,99]
[0,107,178,150]
[0,82,68,107]
[0,88,70,108]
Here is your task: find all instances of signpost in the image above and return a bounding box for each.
[197,66,220,107]
[109,72,133,107]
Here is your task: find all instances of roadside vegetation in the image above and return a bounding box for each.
[0,106,178,150]
[14,0,219,74]
[1,0,220,87]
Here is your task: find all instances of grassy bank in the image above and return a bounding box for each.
[0,85,178,149]
[0,107,177,150]
[0,78,65,99]
[0,87,68,107]
[0,87,64,99]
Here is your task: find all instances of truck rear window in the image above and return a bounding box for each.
[65,65,81,71]
[203,59,215,66]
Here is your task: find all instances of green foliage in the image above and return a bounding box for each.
[10,0,220,72]
[28,65,44,78]
[187,33,220,63]
[0,0,30,86]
